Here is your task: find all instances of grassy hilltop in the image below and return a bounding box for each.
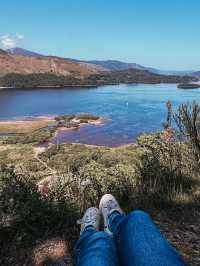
[0,102,200,265]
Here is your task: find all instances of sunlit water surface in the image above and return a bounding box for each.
[1,84,200,146]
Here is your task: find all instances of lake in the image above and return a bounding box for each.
[1,84,200,146]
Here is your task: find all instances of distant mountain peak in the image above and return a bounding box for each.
[6,47,43,57]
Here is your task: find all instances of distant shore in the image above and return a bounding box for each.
[0,81,197,90]
[177,83,200,89]
[0,84,98,90]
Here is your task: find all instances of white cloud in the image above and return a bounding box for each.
[16,33,24,40]
[0,33,24,49]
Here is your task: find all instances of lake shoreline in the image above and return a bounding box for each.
[1,83,200,147]
[0,115,106,134]
[0,84,98,90]
[1,80,199,90]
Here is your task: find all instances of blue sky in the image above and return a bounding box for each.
[1,0,200,70]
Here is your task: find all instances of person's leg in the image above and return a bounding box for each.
[74,207,119,266]
[100,194,186,266]
[109,210,186,266]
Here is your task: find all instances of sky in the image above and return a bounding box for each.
[1,0,200,70]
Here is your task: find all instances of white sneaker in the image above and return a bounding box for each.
[77,207,100,235]
[99,194,123,235]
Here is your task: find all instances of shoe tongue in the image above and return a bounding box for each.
[107,200,116,210]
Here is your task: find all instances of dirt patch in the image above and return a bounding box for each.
[32,238,72,266]
[154,212,200,266]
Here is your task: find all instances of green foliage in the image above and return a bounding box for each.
[3,128,54,145]
[88,69,197,85]
[76,113,100,121]
[174,101,200,157]
[37,144,138,212]
[137,134,195,200]
[1,101,200,264]
[0,73,83,88]
[48,160,137,213]
[55,114,75,122]
[106,163,136,205]
[0,167,78,247]
[0,70,196,88]
[135,101,200,205]
[79,119,89,123]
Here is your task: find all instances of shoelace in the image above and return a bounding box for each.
[77,211,97,226]
[103,200,118,212]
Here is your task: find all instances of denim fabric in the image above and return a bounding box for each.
[74,226,119,266]
[109,210,186,266]
[74,211,186,266]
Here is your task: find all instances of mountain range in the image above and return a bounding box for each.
[5,47,199,77]
[0,47,197,88]
[0,48,103,78]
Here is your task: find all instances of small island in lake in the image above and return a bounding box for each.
[177,83,200,89]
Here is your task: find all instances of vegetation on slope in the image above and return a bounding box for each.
[0,69,197,88]
[0,102,200,265]
[88,69,197,85]
[0,73,87,88]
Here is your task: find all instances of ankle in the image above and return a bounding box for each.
[108,211,125,234]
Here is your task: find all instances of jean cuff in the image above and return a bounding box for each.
[108,210,126,235]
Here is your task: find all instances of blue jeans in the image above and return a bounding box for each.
[74,210,186,266]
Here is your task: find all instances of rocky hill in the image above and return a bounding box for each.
[5,47,200,77]
[0,50,104,78]
[0,48,198,87]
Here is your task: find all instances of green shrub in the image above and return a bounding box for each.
[3,128,54,145]
[174,101,200,160]
[0,167,78,247]
[136,101,200,205]
[106,164,136,205]
[55,114,75,122]
[79,119,89,123]
[137,134,194,199]
[77,113,99,121]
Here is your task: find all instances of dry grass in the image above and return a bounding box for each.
[0,52,103,77]
[32,238,72,266]
[0,118,54,133]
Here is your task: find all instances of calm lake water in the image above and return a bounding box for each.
[1,84,200,146]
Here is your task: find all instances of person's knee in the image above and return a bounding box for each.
[128,210,150,221]
[95,231,111,239]
[87,230,116,251]
[89,231,112,243]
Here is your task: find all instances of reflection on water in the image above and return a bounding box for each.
[50,124,133,147]
[1,84,200,146]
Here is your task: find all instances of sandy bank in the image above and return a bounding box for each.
[0,116,55,133]
[0,115,105,134]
